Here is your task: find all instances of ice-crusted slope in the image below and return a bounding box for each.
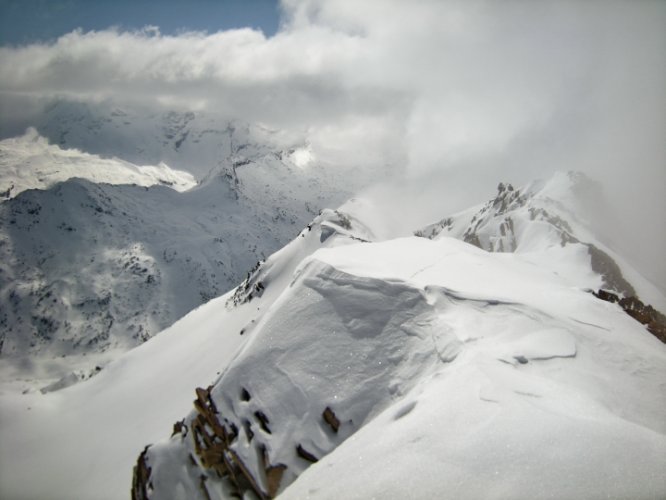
[0,129,196,199]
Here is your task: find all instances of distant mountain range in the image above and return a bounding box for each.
[0,110,374,382]
[0,128,197,199]
[15,99,309,179]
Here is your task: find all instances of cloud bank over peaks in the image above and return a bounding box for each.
[0,19,407,170]
[0,0,664,287]
[2,2,663,175]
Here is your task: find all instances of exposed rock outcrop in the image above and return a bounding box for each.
[593,290,666,343]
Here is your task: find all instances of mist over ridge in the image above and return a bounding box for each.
[0,0,663,287]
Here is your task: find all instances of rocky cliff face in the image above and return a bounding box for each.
[593,289,666,343]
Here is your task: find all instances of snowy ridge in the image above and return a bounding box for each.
[415,172,603,251]
[0,128,196,199]
[416,171,666,311]
[135,235,666,500]
[126,174,666,499]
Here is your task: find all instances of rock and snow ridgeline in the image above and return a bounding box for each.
[416,172,664,309]
[128,173,666,500]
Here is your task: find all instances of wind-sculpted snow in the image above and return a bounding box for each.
[142,261,459,499]
[227,209,373,309]
[0,208,367,500]
[134,233,666,499]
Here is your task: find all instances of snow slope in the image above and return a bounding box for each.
[1,173,664,500]
[0,128,196,199]
[280,238,666,500]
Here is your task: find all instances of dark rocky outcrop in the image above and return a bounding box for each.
[593,290,666,343]
[227,260,265,307]
[132,385,290,500]
[131,382,352,498]
[322,406,340,433]
[586,245,636,299]
[296,444,319,463]
[131,446,152,500]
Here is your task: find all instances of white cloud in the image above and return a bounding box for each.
[0,0,664,288]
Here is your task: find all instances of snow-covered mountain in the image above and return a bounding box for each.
[0,128,196,199]
[414,171,666,311]
[15,99,315,180]
[2,171,663,500]
[0,126,363,383]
